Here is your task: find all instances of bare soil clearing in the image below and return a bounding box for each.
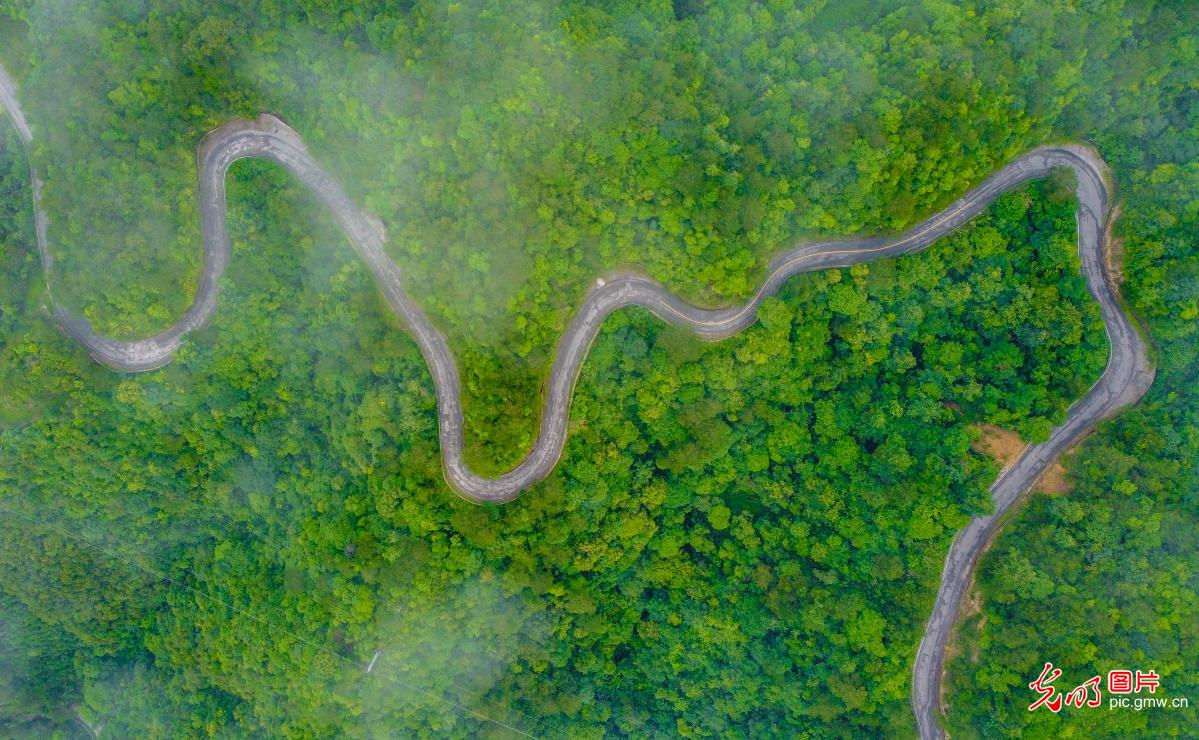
[0,63,1154,740]
[971,424,1071,494]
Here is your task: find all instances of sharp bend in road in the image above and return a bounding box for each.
[1,66,1153,738]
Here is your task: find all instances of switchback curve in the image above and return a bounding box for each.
[0,67,1153,738]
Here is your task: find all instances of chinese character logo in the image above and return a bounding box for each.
[1029,664,1171,712]
[1109,669,1133,694]
[1064,675,1102,708]
[1028,662,1063,713]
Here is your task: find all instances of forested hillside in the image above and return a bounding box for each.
[0,0,1196,737]
[943,41,1199,737]
[1,0,1149,472]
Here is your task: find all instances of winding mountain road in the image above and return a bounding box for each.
[1,65,1153,738]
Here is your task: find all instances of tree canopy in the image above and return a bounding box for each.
[0,0,1196,736]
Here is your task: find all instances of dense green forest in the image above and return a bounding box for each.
[943,42,1199,739]
[0,0,1195,737]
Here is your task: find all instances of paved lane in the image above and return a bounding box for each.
[1,65,1153,738]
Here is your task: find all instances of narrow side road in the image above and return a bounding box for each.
[0,65,1154,739]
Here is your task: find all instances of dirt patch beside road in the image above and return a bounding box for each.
[972,424,1071,494]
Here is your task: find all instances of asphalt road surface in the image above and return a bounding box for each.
[1,65,1153,738]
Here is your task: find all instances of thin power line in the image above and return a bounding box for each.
[0,504,538,738]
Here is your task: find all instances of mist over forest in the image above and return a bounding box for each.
[0,1,1196,737]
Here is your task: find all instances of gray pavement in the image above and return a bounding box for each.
[0,64,1153,738]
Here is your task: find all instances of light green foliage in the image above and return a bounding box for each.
[0,125,1103,734]
[945,103,1199,738]
[0,0,1139,471]
[0,0,1195,737]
